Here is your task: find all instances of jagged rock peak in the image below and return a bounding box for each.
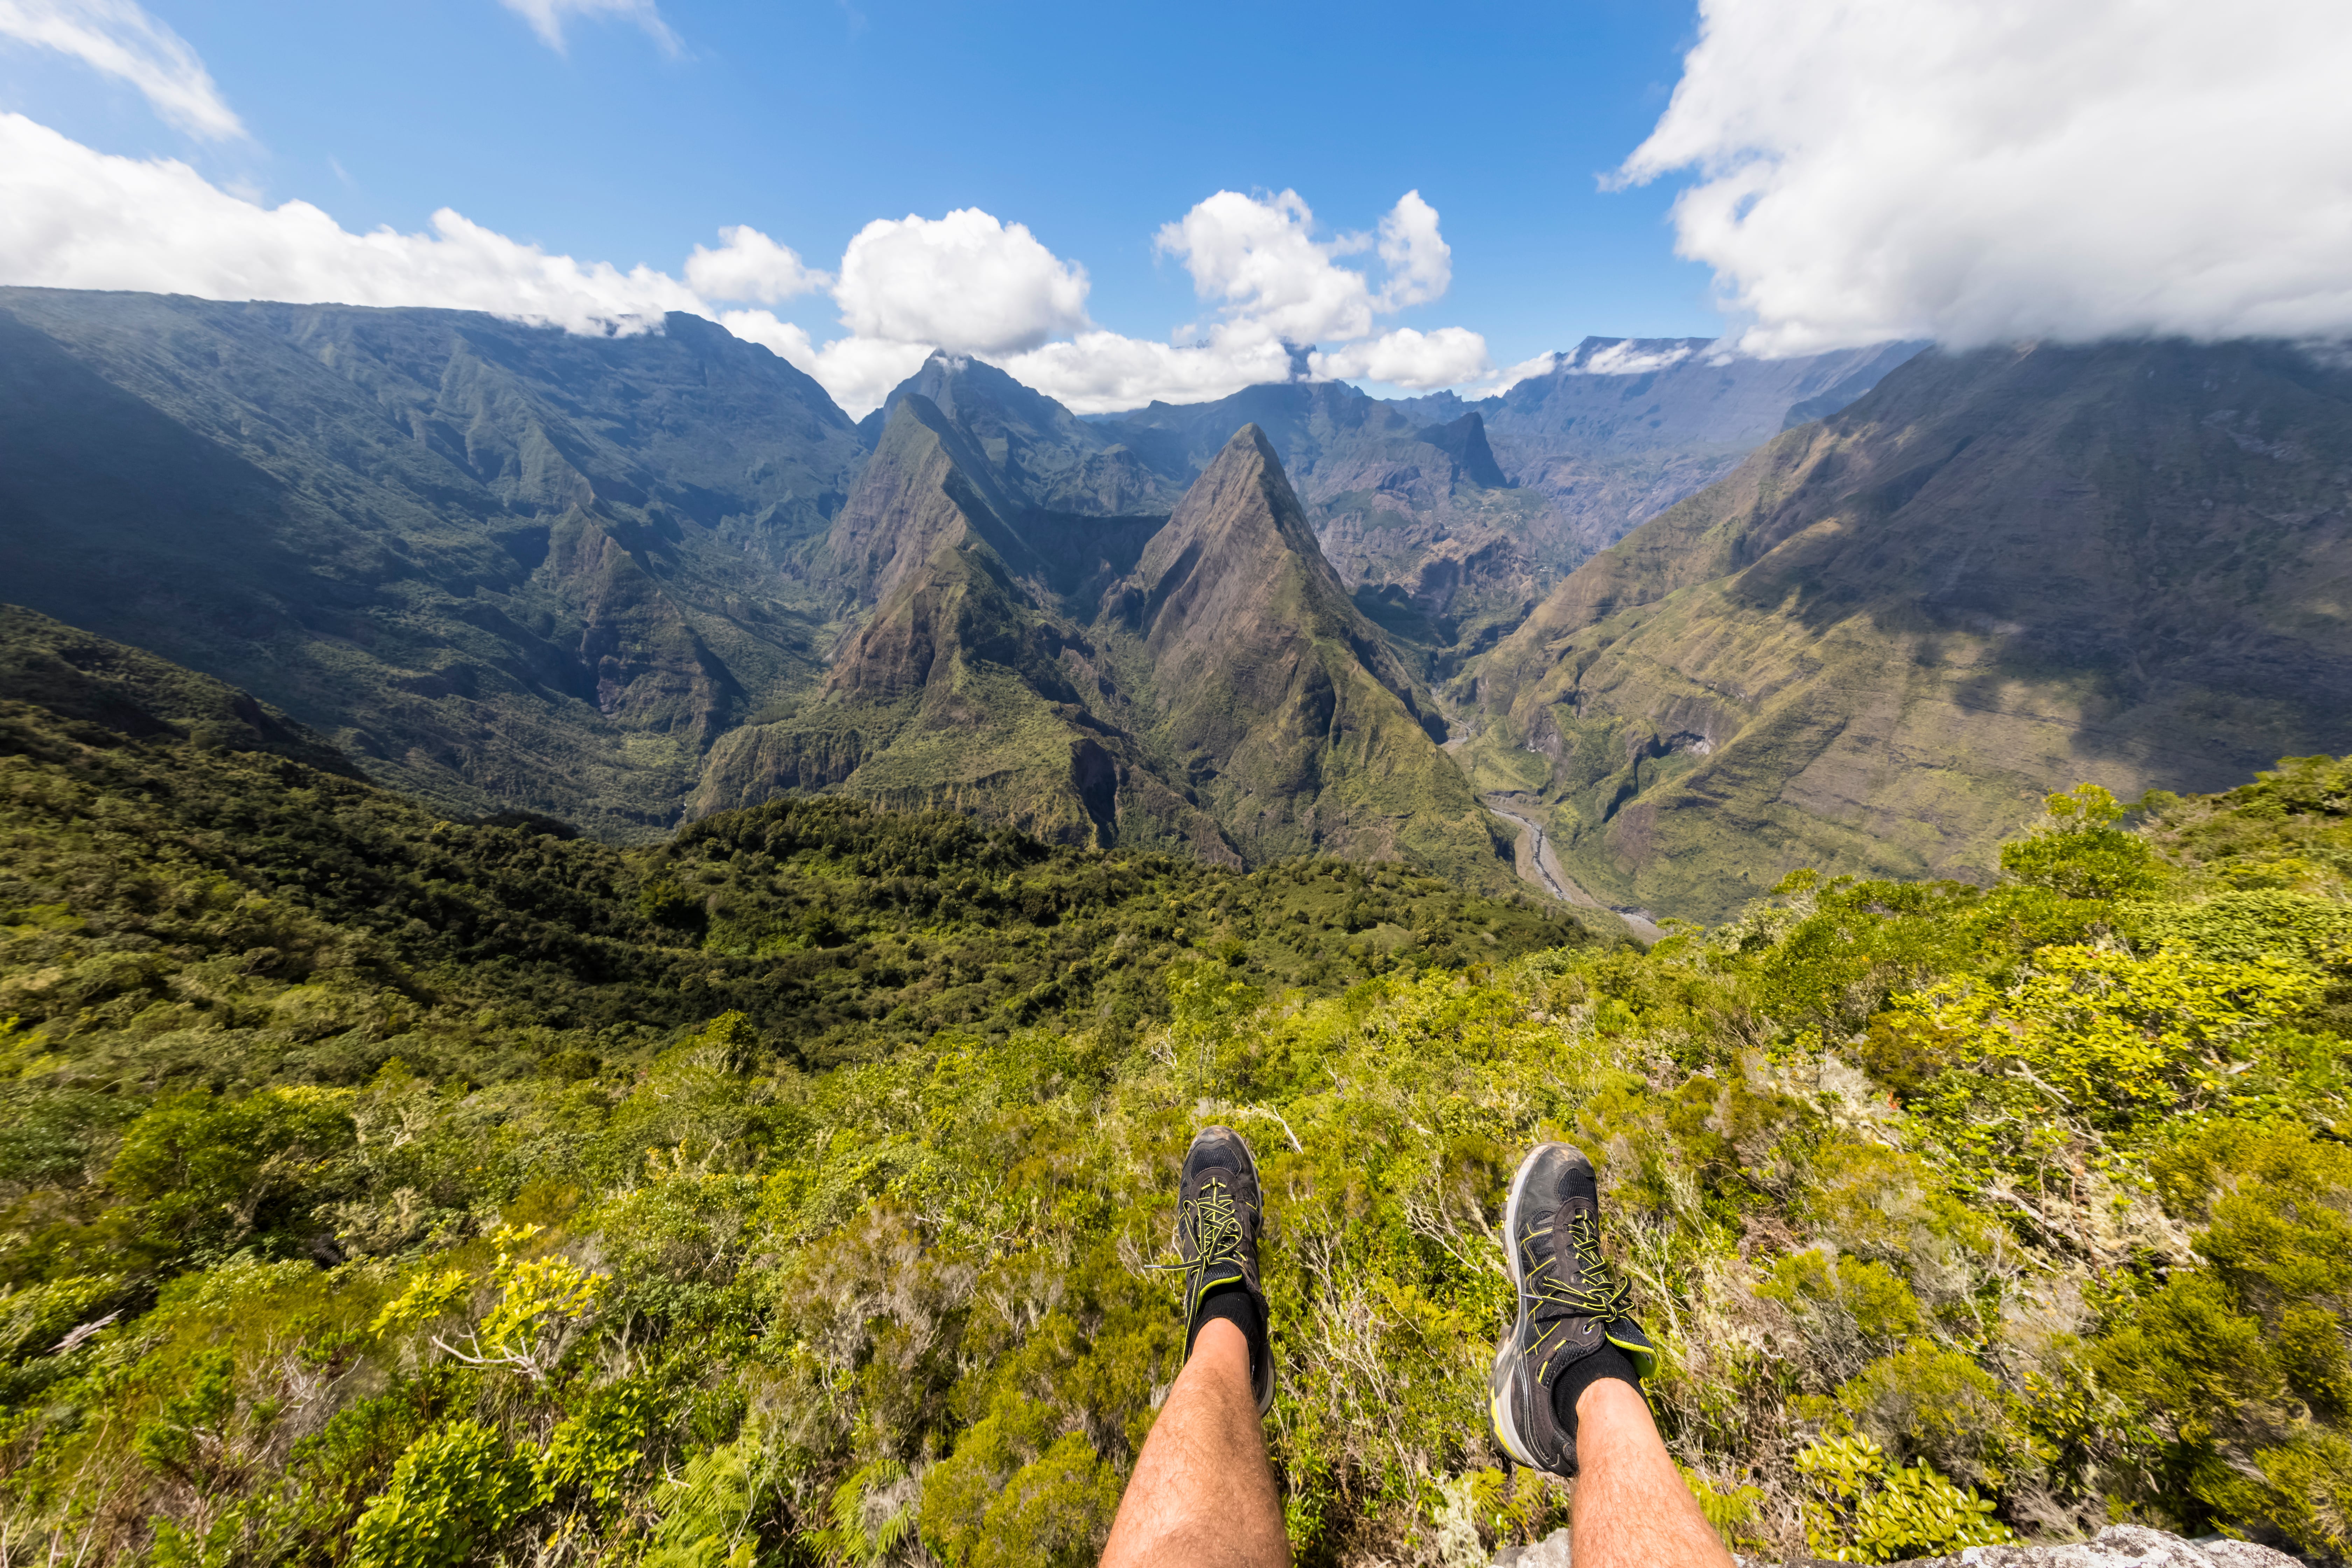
[1420,410,1511,488]
[1123,422,1381,680]
[1137,423,1327,581]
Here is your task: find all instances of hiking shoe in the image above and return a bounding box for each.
[1173,1125,1274,1415]
[1487,1142,1657,1476]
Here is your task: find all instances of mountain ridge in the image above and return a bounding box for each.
[0,288,866,835]
[695,395,1514,887]
[0,289,1930,889]
[1464,337,2352,919]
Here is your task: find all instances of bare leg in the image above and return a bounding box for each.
[1569,1379,1734,1568]
[1099,1318,1289,1568]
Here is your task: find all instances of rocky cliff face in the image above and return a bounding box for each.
[1466,338,2352,921]
[696,401,1514,887]
[1110,426,1503,872]
[0,289,864,835]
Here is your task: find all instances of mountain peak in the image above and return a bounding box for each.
[1108,424,1497,874]
[1131,424,1329,628]
[870,349,1190,515]
[1418,410,1510,488]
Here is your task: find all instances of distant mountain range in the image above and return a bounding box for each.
[6,284,2345,918]
[1464,337,2352,918]
[0,288,861,837]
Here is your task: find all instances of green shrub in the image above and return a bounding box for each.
[348,1420,538,1568]
[1795,1433,2012,1562]
[1998,784,2162,899]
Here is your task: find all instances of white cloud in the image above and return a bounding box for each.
[720,315,929,420]
[1574,341,1695,376]
[0,113,699,330]
[1157,188,1380,346]
[998,330,1297,413]
[0,106,1500,419]
[710,308,813,364]
[832,209,1090,357]
[500,0,679,55]
[1458,350,1560,400]
[1309,327,1490,390]
[685,225,828,304]
[1138,188,1490,400]
[703,313,945,422]
[0,111,960,413]
[1622,0,2352,354]
[0,0,243,140]
[1373,190,1450,312]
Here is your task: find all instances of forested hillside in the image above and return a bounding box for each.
[3,609,2349,1566]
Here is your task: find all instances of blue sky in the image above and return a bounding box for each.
[0,0,1719,383]
[13,1,2333,415]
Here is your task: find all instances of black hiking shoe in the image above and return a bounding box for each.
[1488,1142,1657,1476]
[1171,1125,1274,1415]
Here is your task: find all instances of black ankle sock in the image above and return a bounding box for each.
[1550,1345,1637,1435]
[1190,1284,1264,1375]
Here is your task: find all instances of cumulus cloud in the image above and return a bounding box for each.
[999,331,1297,413]
[1134,188,1488,401]
[722,312,930,420]
[1158,189,1380,345]
[1373,191,1450,312]
[0,0,243,139]
[0,99,1498,417]
[500,0,679,55]
[685,225,828,304]
[0,113,700,330]
[1310,327,1489,390]
[0,113,1049,412]
[1623,0,2352,354]
[832,209,1090,357]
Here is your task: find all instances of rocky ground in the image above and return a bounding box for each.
[1495,1525,2308,1568]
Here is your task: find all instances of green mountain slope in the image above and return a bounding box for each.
[0,289,864,835]
[5,606,2347,1563]
[698,383,1516,887]
[1465,338,2352,920]
[0,607,1600,1070]
[1109,425,1507,874]
[694,391,1222,853]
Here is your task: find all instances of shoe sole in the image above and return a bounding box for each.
[1489,1143,1554,1468]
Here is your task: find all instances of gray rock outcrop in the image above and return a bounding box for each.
[1496,1524,2306,1568]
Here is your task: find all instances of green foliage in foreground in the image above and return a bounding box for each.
[0,680,1594,1094]
[5,681,2352,1563]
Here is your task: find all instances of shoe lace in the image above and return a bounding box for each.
[1152,1176,1248,1307]
[1526,1209,1630,1321]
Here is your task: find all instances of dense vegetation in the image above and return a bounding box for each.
[3,645,2350,1563]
